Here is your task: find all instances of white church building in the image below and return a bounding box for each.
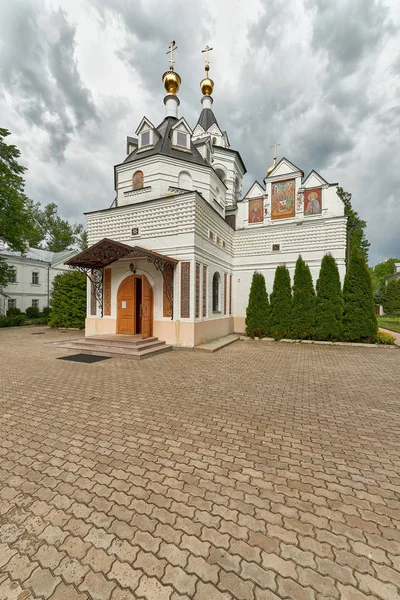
[67,46,347,348]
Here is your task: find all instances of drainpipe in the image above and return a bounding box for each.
[47,264,51,307]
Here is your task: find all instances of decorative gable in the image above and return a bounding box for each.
[303,170,329,189]
[171,117,193,151]
[243,181,265,200]
[268,157,303,179]
[135,117,159,150]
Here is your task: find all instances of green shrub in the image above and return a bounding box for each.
[342,252,377,342]
[6,307,22,316]
[292,255,315,339]
[383,279,400,315]
[376,330,395,345]
[314,254,344,341]
[41,306,52,317]
[270,265,292,340]
[25,306,40,319]
[245,272,270,338]
[49,270,87,329]
[0,314,27,327]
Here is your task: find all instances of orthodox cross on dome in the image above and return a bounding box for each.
[201,44,213,70]
[271,141,281,161]
[166,41,178,70]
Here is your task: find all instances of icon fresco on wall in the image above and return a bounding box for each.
[271,180,295,220]
[248,198,264,223]
[304,188,322,215]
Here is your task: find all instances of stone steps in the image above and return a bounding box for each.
[195,333,240,353]
[57,335,172,360]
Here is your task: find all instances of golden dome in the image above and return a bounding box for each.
[162,70,181,95]
[266,159,276,176]
[201,76,214,96]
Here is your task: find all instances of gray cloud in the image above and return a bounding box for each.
[0,1,97,160]
[0,0,399,265]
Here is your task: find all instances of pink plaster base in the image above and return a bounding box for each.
[234,317,246,334]
[85,318,117,336]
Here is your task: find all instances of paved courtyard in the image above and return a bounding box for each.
[0,326,400,600]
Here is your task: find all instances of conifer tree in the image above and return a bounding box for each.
[383,278,400,315]
[292,255,316,339]
[49,271,87,329]
[342,251,377,342]
[245,272,270,338]
[315,254,344,341]
[270,265,292,340]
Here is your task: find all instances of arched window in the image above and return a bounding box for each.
[215,168,226,184]
[132,170,144,190]
[212,272,220,312]
[178,171,193,190]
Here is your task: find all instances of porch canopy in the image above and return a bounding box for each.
[65,238,178,318]
[65,238,178,270]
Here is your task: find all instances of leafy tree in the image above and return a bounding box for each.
[372,258,400,304]
[342,251,377,342]
[40,203,85,253]
[245,272,270,338]
[291,256,316,339]
[383,278,400,315]
[0,128,41,287]
[337,187,370,263]
[49,271,87,329]
[270,265,292,340]
[315,254,344,341]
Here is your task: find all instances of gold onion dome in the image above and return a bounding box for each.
[266,160,276,176]
[162,69,181,95]
[200,64,214,96]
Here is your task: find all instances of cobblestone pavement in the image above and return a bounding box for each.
[1,326,400,600]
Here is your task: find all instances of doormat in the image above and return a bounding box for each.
[58,354,111,363]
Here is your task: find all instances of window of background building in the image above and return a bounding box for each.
[8,268,17,283]
[32,272,39,284]
[32,299,39,308]
[7,299,16,309]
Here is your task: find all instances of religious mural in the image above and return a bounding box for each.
[132,170,144,190]
[271,180,295,220]
[249,198,264,223]
[248,198,264,223]
[304,188,322,215]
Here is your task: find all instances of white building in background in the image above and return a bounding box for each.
[66,48,347,347]
[0,245,75,314]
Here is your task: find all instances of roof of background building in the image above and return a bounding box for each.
[0,247,75,264]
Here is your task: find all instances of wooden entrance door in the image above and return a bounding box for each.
[117,274,153,336]
[142,275,153,339]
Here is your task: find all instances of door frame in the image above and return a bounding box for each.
[116,274,153,336]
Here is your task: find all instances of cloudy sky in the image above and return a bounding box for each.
[1,0,399,266]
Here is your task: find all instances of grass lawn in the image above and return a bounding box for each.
[377,316,400,333]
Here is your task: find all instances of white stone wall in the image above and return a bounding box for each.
[0,257,70,312]
[115,156,226,214]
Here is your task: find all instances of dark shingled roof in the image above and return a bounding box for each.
[124,116,207,167]
[196,107,220,132]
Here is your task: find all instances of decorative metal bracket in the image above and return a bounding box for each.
[70,266,104,317]
[128,249,175,320]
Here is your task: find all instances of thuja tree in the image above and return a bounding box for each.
[315,254,344,341]
[292,255,316,339]
[245,272,270,338]
[383,278,400,315]
[342,252,377,342]
[49,271,87,329]
[270,265,292,340]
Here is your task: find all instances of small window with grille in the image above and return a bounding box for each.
[272,244,280,252]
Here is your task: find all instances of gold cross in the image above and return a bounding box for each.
[166,41,178,70]
[270,142,281,160]
[201,44,214,66]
